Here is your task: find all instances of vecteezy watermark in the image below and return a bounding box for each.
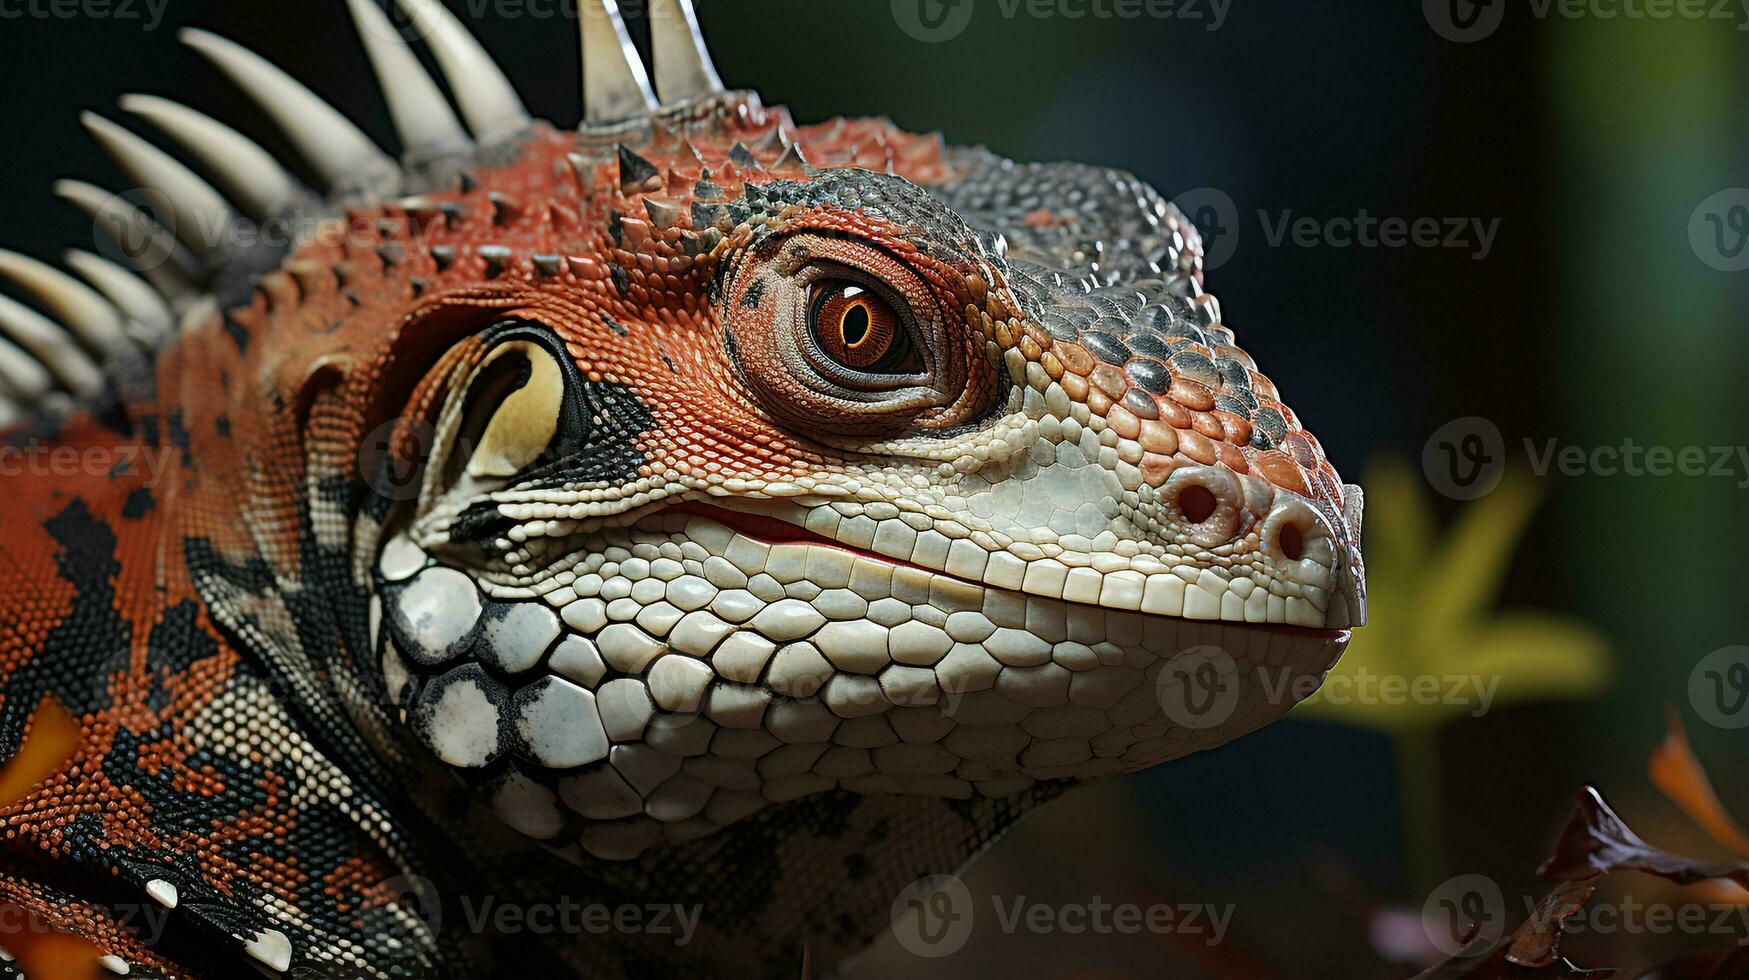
[1156,647,1502,731]
[1689,646,1749,730]
[888,874,1233,958]
[372,876,702,944]
[370,0,703,43]
[0,900,171,948]
[1255,210,1500,262]
[1172,190,1501,272]
[1690,188,1749,272]
[1425,0,1749,43]
[1422,419,1749,500]
[0,440,175,487]
[1422,873,1749,955]
[88,187,459,276]
[891,0,1229,44]
[0,0,168,31]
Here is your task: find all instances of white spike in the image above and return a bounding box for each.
[649,0,724,105]
[344,0,472,156]
[54,179,201,304]
[0,250,126,351]
[64,249,174,340]
[81,113,235,263]
[0,334,54,403]
[118,95,302,220]
[0,295,106,399]
[580,0,658,124]
[179,28,398,192]
[0,397,20,430]
[390,0,530,145]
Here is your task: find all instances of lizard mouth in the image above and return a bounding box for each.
[370,498,1350,863]
[665,501,1349,641]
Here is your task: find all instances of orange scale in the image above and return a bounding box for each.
[1215,412,1252,446]
[1177,428,1218,465]
[1053,342,1096,376]
[1250,451,1309,495]
[1168,378,1214,412]
[1091,364,1128,400]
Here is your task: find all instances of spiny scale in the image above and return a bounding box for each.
[0,0,786,424]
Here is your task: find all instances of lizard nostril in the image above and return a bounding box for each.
[1279,523,1304,561]
[1178,485,1217,524]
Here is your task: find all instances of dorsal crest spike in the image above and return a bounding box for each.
[0,249,126,351]
[389,0,530,145]
[179,28,399,196]
[649,0,725,107]
[580,0,658,125]
[642,197,682,229]
[343,0,472,157]
[771,142,808,174]
[616,144,661,193]
[118,95,304,221]
[80,112,237,264]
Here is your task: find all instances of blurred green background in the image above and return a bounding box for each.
[2,0,1746,975]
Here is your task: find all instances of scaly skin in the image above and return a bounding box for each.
[0,6,1364,977]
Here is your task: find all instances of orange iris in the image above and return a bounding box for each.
[813,284,898,369]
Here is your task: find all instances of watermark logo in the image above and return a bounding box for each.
[892,0,977,41]
[1172,192,1500,272]
[1174,187,1240,271]
[1423,874,1508,955]
[1428,0,1749,42]
[0,0,169,31]
[378,874,444,934]
[1424,0,1507,42]
[890,874,975,957]
[1689,646,1749,730]
[1422,417,1507,501]
[1690,188,1749,272]
[893,0,1229,43]
[1155,644,1241,730]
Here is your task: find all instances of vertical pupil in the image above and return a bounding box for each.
[841,302,871,347]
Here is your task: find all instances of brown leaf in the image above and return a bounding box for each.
[1539,788,1749,889]
[1649,707,1749,859]
[1507,878,1600,967]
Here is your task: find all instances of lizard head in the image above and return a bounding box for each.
[342,7,1367,861]
[23,0,1363,878]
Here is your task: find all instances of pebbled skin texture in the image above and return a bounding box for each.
[0,45,1365,980]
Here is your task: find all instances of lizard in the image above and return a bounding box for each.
[0,1,1368,976]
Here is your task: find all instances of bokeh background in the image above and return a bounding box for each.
[2,1,1746,976]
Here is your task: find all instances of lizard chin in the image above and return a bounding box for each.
[364,506,1347,862]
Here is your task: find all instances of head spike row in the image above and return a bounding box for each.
[80,112,238,265]
[118,95,306,221]
[390,0,530,145]
[64,249,175,343]
[0,250,126,351]
[178,28,400,197]
[343,0,472,157]
[0,333,54,405]
[54,179,205,308]
[580,0,658,125]
[649,0,724,106]
[0,294,106,399]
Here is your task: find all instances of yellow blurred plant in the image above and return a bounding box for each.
[0,697,102,980]
[1294,457,1613,890]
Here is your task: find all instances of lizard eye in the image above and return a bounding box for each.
[806,280,923,379]
[810,282,917,374]
[723,231,997,437]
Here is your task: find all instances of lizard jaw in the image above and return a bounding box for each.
[368,505,1347,862]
